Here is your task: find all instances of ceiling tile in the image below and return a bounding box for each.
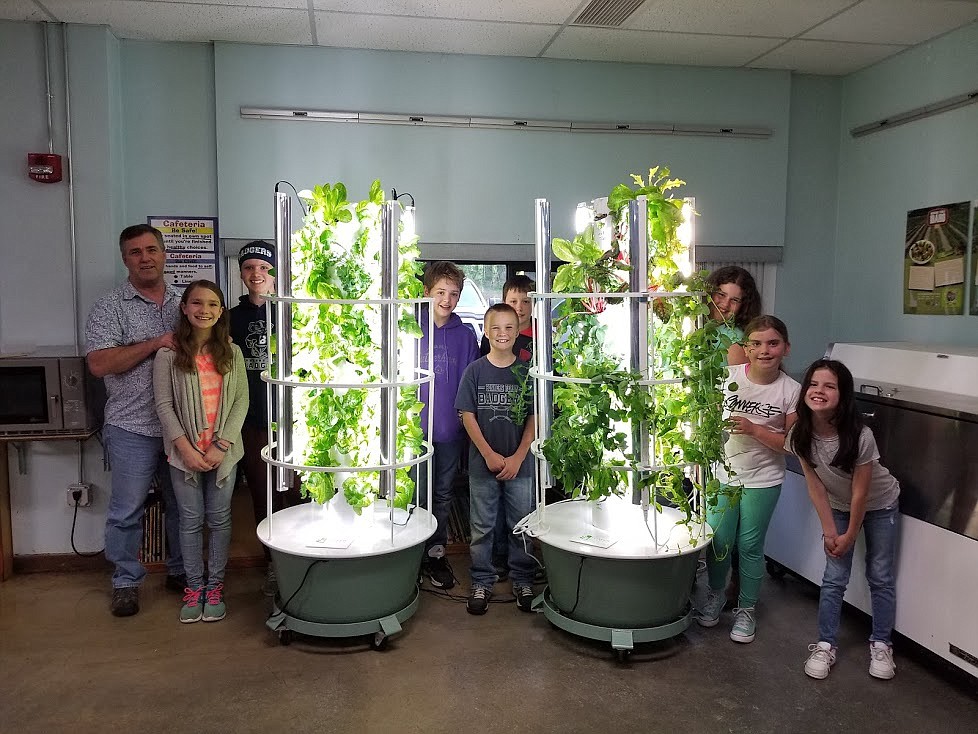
[627,0,854,38]
[0,0,54,22]
[136,0,307,7]
[543,26,782,66]
[313,0,577,24]
[749,38,906,75]
[39,1,313,44]
[802,0,978,45]
[314,11,557,55]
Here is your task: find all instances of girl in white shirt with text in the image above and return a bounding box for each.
[696,315,800,644]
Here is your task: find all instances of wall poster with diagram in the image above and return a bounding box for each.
[972,202,978,316]
[147,216,220,289]
[903,201,969,315]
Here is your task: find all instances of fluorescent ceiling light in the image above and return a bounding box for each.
[850,89,978,138]
[240,107,772,139]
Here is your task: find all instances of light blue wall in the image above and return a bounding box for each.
[778,74,842,371]
[214,43,792,246]
[120,41,218,227]
[0,21,118,555]
[832,22,978,345]
[69,24,129,333]
[0,22,74,350]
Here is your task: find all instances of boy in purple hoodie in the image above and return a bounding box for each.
[418,262,480,589]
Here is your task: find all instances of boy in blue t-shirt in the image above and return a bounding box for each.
[455,304,536,615]
[479,274,535,579]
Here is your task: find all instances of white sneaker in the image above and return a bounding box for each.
[804,641,837,679]
[869,641,896,680]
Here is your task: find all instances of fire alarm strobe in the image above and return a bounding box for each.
[28,152,63,183]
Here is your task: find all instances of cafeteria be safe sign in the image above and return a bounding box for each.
[148,215,220,289]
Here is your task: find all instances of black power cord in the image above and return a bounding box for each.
[270,558,329,621]
[274,180,308,217]
[390,189,415,207]
[69,494,104,557]
[564,556,586,615]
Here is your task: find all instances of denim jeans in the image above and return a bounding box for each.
[169,466,236,590]
[469,473,535,587]
[103,424,183,588]
[818,504,899,646]
[416,439,463,555]
[491,501,509,567]
[706,484,782,608]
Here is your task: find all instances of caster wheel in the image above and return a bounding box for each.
[370,632,389,651]
[615,649,631,663]
[278,629,294,646]
[766,559,787,580]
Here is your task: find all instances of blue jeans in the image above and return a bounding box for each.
[103,424,183,588]
[169,466,236,590]
[818,504,899,646]
[492,501,509,567]
[416,439,463,555]
[469,473,535,587]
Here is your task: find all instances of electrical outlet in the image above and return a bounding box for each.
[67,483,92,507]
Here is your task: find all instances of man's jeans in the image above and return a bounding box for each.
[169,466,236,590]
[818,504,899,646]
[469,473,535,588]
[416,439,463,555]
[103,424,183,588]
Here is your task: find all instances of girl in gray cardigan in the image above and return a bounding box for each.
[154,280,248,624]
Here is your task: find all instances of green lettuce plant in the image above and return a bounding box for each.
[287,180,424,512]
[543,167,738,526]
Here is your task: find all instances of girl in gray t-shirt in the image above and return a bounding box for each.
[787,359,900,683]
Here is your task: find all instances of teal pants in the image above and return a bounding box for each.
[706,484,782,608]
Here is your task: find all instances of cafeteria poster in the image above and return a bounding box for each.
[148,216,219,289]
[903,201,968,315]
[973,203,978,316]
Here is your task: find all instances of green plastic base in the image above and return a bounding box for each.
[536,588,693,649]
[264,541,426,639]
[267,588,420,646]
[540,540,699,630]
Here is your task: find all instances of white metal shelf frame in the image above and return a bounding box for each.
[261,193,435,548]
[529,195,712,548]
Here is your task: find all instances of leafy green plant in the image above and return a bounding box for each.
[287,179,424,511]
[543,167,739,527]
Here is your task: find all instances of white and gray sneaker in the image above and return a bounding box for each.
[729,607,756,643]
[869,641,896,680]
[695,589,724,627]
[804,641,837,679]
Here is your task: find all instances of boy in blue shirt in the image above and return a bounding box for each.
[418,262,480,589]
[479,274,536,579]
[455,304,536,615]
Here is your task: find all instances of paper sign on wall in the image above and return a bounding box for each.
[903,202,968,315]
[148,216,220,289]
[972,203,978,316]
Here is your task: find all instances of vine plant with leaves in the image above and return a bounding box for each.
[287,179,424,512]
[542,166,739,528]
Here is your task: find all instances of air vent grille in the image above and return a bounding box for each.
[573,0,647,28]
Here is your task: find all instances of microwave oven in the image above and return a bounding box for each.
[0,347,104,435]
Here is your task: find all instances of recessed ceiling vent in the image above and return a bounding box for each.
[573,0,647,27]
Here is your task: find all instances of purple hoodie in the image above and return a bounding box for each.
[420,310,480,443]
